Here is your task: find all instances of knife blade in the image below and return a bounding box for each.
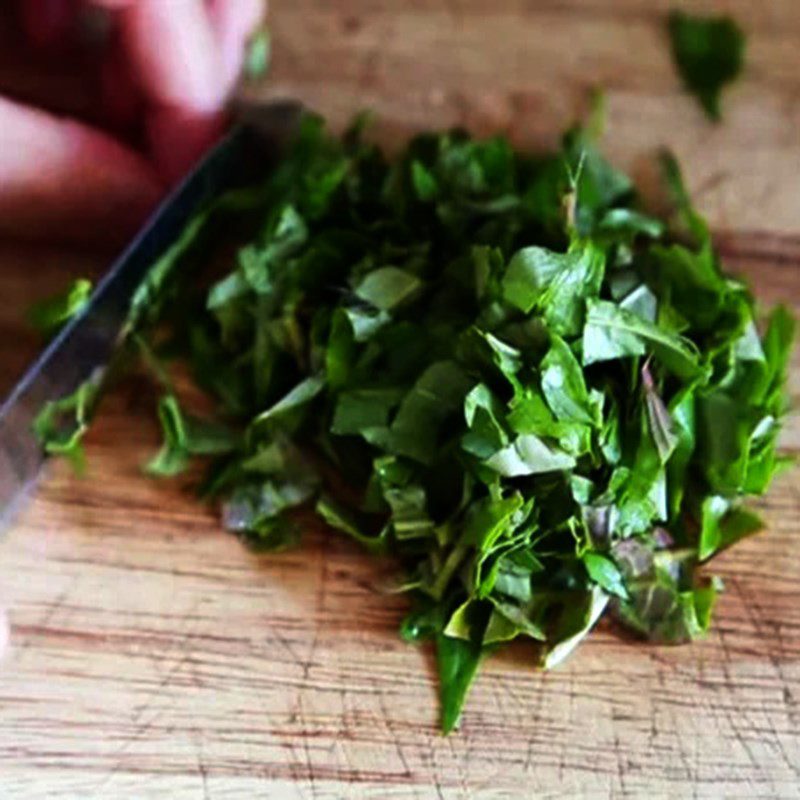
[0,101,302,531]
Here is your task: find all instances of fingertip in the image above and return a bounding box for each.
[208,0,267,93]
[117,0,227,114]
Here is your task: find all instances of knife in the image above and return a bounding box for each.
[0,101,302,532]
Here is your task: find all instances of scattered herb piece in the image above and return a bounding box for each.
[28,278,92,338]
[244,27,271,81]
[32,372,101,472]
[667,11,746,121]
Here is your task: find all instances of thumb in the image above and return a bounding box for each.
[0,97,162,243]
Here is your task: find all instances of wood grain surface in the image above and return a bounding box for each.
[2,2,800,798]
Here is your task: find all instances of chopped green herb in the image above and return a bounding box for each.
[667,11,746,121]
[35,110,793,733]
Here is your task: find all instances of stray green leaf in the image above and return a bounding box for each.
[28,278,92,338]
[667,11,745,121]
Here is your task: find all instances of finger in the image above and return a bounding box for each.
[207,0,266,94]
[0,97,162,243]
[99,40,144,132]
[113,0,227,113]
[89,0,134,8]
[18,0,77,49]
[90,0,253,179]
[146,106,227,182]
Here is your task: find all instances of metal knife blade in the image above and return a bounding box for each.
[0,101,302,531]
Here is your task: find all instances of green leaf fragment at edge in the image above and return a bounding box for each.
[437,633,484,734]
[699,497,763,561]
[541,586,609,669]
[583,552,628,600]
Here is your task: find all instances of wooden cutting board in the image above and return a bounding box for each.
[2,2,800,797]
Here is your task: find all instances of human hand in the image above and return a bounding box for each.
[0,0,265,243]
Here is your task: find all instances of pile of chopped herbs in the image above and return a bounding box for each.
[41,111,794,733]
